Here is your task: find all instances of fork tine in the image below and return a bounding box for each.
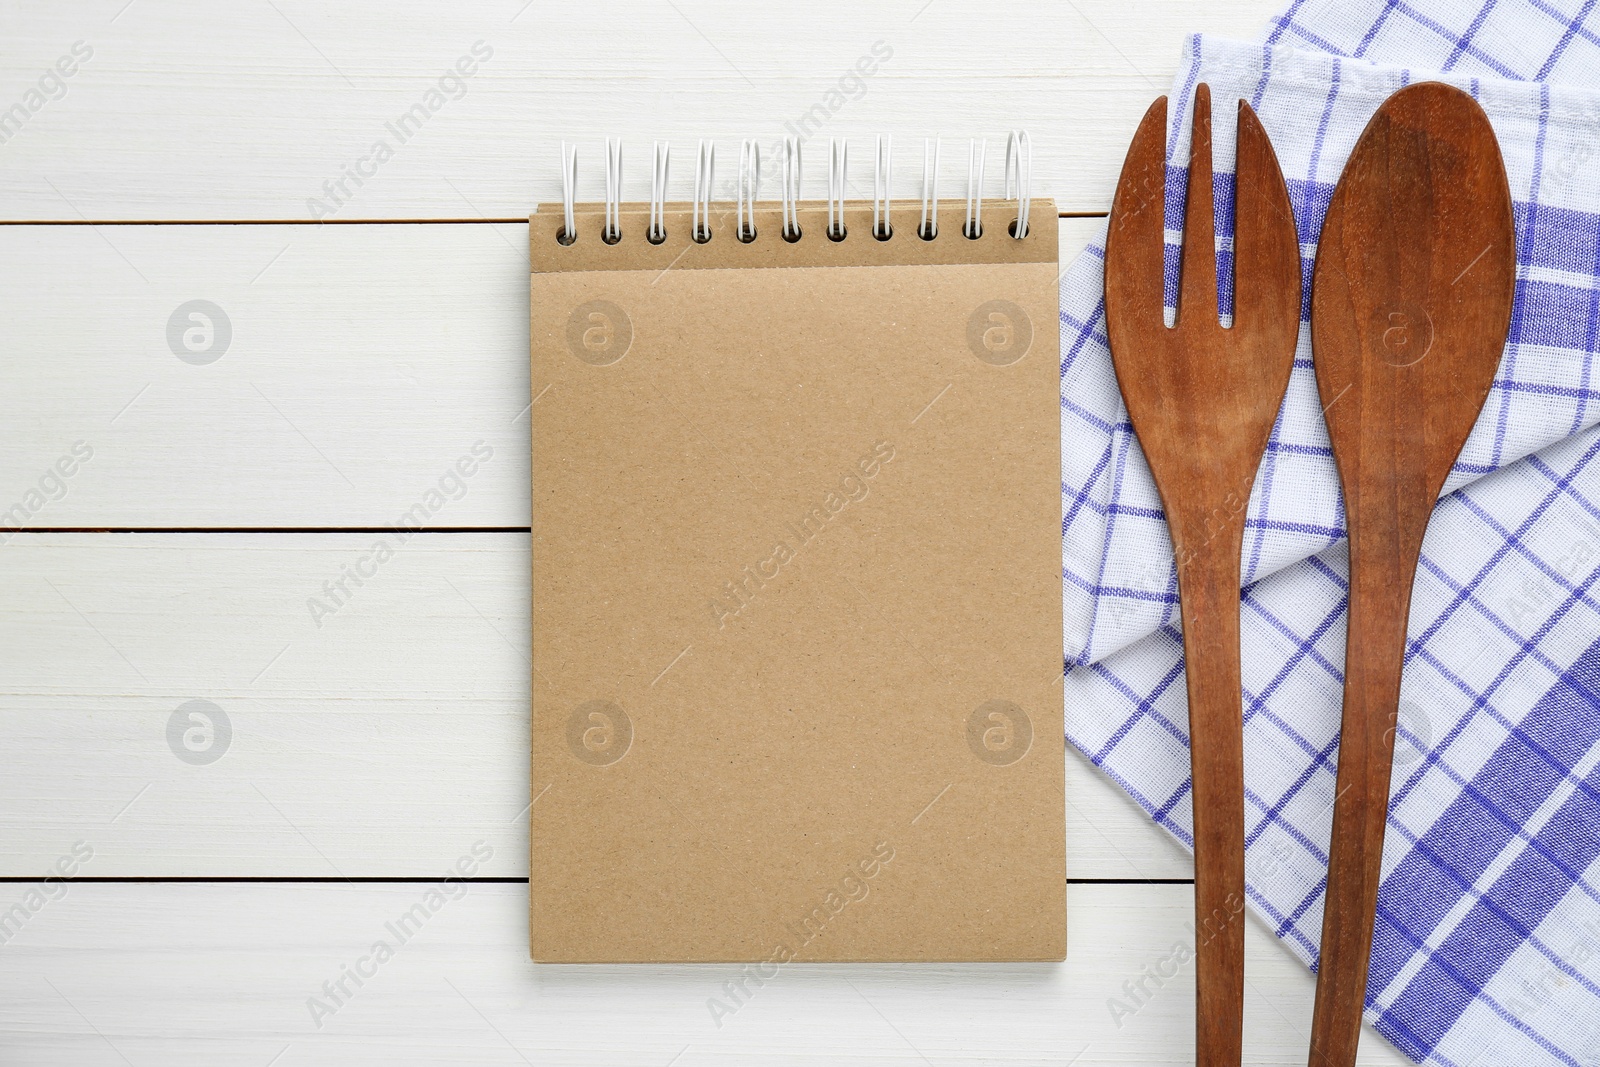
[1232,100,1302,336]
[1105,96,1169,324]
[1178,84,1217,327]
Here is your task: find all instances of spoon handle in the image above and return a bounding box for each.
[1173,518,1249,1067]
[1310,521,1421,1064]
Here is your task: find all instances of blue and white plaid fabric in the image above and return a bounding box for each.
[1061,2,1600,1063]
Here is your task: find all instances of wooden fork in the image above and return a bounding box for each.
[1105,85,1303,1067]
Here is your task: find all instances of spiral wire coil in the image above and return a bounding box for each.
[965,138,987,239]
[603,136,622,243]
[781,137,803,242]
[693,139,715,243]
[559,140,578,245]
[827,138,848,241]
[553,133,1033,245]
[1005,129,1032,239]
[649,140,670,244]
[919,136,942,240]
[737,139,761,242]
[873,134,893,240]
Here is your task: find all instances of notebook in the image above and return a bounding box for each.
[529,137,1064,962]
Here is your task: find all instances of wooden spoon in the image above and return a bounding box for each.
[1308,83,1515,1065]
[1106,85,1302,1067]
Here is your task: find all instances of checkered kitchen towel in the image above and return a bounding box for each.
[1062,2,1600,1064]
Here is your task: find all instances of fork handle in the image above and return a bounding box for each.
[1309,527,1416,1065]
[1173,523,1248,1067]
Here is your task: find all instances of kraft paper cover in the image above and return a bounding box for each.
[530,199,1065,962]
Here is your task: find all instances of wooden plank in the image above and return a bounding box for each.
[0,0,1278,220]
[0,215,1108,528]
[0,882,1408,1066]
[0,220,535,529]
[0,532,1189,880]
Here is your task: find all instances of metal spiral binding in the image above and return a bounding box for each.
[964,138,986,239]
[649,140,670,244]
[553,132,1033,244]
[919,137,941,240]
[737,139,761,243]
[873,134,893,240]
[693,139,715,243]
[559,141,578,245]
[780,138,802,242]
[603,136,622,244]
[827,138,848,241]
[1005,129,1032,239]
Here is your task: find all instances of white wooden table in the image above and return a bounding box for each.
[0,3,1410,1063]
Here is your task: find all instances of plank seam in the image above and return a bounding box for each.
[0,883,1203,889]
[0,213,1103,227]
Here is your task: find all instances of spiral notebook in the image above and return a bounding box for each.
[529,138,1064,962]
